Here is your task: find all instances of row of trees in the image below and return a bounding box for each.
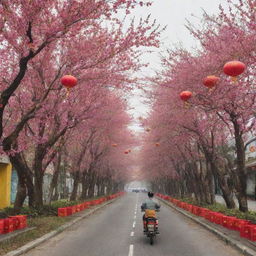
[0,0,163,210]
[141,0,256,212]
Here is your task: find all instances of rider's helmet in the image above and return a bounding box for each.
[148,192,154,198]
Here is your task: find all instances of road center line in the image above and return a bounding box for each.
[130,231,134,236]
[134,215,136,219]
[128,244,134,256]
[133,221,136,228]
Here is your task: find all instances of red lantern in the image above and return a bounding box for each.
[249,146,256,153]
[223,61,246,78]
[146,128,151,132]
[203,75,219,89]
[180,91,192,102]
[124,151,129,154]
[61,75,77,89]
[112,144,117,147]
[128,149,131,152]
[155,143,160,147]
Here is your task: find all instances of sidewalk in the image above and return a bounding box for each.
[215,195,256,211]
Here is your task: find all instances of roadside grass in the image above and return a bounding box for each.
[0,216,70,256]
[177,197,256,223]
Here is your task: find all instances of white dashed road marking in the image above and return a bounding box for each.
[128,244,134,256]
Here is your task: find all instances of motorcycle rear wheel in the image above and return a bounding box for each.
[150,236,154,245]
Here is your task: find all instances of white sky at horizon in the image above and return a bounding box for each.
[127,0,228,132]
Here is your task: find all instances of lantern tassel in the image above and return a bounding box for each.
[208,87,214,95]
[184,102,190,109]
[231,76,238,83]
[66,88,70,98]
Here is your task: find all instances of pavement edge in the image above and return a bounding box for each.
[159,198,256,256]
[4,198,118,256]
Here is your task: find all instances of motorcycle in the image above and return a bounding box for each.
[141,208,160,245]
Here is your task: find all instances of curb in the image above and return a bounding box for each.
[4,198,118,256]
[159,198,256,256]
[0,228,36,243]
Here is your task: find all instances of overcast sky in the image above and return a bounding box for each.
[127,0,229,131]
[144,1,224,45]
[134,0,227,66]
[127,0,227,123]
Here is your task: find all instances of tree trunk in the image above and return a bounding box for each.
[210,161,236,209]
[60,165,67,199]
[232,117,248,212]
[13,176,27,211]
[201,145,236,209]
[113,182,118,193]
[47,154,61,204]
[106,178,113,195]
[80,171,89,200]
[47,168,60,204]
[70,171,80,201]
[34,172,44,209]
[33,152,44,209]
[53,188,59,201]
[9,153,35,209]
[88,171,96,198]
[203,160,215,204]
[95,175,100,197]
[100,178,106,196]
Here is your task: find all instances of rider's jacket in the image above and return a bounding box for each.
[141,198,160,210]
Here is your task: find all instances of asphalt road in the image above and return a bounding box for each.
[23,193,242,256]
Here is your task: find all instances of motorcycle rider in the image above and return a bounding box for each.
[141,192,160,233]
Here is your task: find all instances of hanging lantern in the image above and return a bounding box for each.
[124,150,129,154]
[61,75,77,88]
[155,143,160,147]
[61,75,77,96]
[203,75,219,89]
[249,146,256,153]
[180,91,192,101]
[146,128,151,132]
[112,144,118,147]
[128,149,131,152]
[180,91,192,108]
[223,61,246,81]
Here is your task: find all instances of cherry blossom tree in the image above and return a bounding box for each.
[0,1,164,210]
[0,0,159,138]
[141,0,255,211]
